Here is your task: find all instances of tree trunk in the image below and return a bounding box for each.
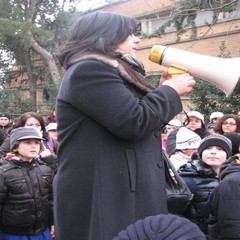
[24,0,62,90]
[23,47,37,112]
[28,32,61,90]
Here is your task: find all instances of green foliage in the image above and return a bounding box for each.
[0,0,73,113]
[42,83,58,107]
[189,79,240,120]
[146,74,161,88]
[0,87,32,114]
[149,0,239,39]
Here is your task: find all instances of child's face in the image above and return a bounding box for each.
[202,146,227,168]
[16,139,41,161]
[0,117,10,127]
[186,116,202,131]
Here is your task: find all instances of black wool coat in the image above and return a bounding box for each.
[54,54,183,240]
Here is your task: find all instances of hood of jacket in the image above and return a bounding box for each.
[220,154,240,180]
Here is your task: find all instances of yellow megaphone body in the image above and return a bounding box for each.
[149,45,240,97]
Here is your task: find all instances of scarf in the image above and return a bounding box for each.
[67,52,155,93]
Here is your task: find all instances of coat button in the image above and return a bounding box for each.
[154,129,161,137]
[157,162,163,168]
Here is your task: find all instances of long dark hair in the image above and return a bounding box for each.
[58,11,137,69]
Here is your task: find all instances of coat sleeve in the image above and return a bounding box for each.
[0,138,10,157]
[48,170,54,226]
[0,171,8,220]
[65,60,182,140]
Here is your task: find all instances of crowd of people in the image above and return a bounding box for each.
[0,10,239,240]
[0,110,58,240]
[163,110,240,239]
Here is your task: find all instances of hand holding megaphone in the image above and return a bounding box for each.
[162,73,196,96]
[149,45,240,97]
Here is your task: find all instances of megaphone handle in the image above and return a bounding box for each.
[167,64,188,78]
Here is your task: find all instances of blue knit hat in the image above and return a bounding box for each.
[113,214,206,240]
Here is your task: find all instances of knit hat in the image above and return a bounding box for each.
[184,111,204,123]
[46,122,57,132]
[113,214,206,240]
[198,134,232,158]
[168,119,182,127]
[176,127,201,149]
[0,112,11,120]
[10,126,44,150]
[210,111,223,121]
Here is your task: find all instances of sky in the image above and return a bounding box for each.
[65,0,109,11]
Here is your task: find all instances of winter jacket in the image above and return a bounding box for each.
[170,151,192,170]
[208,155,240,239]
[0,124,12,140]
[0,157,54,235]
[54,53,183,240]
[179,160,219,234]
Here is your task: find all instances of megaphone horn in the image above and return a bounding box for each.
[149,45,240,97]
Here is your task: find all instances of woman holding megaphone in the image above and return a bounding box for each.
[54,11,196,240]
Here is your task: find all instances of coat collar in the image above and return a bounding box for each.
[67,53,155,93]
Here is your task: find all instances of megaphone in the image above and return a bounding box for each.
[149,45,240,97]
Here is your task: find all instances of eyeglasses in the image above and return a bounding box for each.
[223,122,236,126]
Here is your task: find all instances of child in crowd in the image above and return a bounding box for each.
[166,111,210,156]
[183,111,210,139]
[208,112,223,125]
[46,122,58,143]
[206,111,223,134]
[179,134,232,234]
[0,126,54,240]
[0,112,58,174]
[208,154,240,239]
[162,119,182,151]
[0,112,13,144]
[169,127,201,170]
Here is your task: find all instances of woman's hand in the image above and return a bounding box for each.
[162,73,196,96]
[159,70,170,85]
[40,145,52,158]
[50,225,55,238]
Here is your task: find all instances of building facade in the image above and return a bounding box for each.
[101,0,240,114]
